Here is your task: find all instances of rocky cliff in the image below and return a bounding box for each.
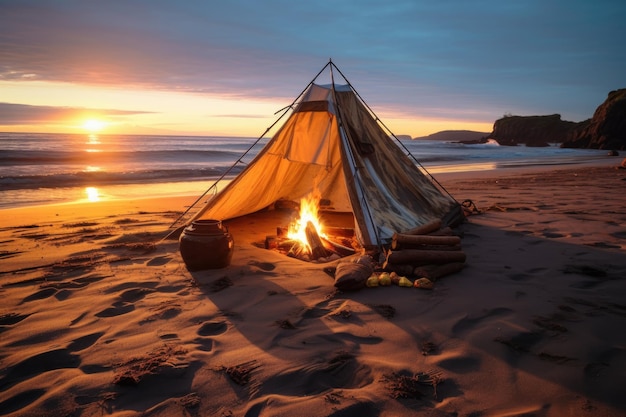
[488,89,626,150]
[561,89,626,150]
[489,114,578,147]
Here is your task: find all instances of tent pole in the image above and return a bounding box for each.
[329,62,384,250]
[166,60,335,231]
[330,62,458,204]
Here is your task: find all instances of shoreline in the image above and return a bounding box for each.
[1,156,620,213]
[1,158,625,416]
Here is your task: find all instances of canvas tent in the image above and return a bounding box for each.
[183,61,462,249]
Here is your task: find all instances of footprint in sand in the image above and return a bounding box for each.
[0,349,80,391]
[95,301,135,318]
[451,307,513,336]
[194,320,229,352]
[67,331,105,352]
[119,287,155,303]
[0,389,47,415]
[0,313,31,327]
[436,354,481,373]
[256,350,372,397]
[19,288,57,304]
[248,260,276,271]
[197,320,228,336]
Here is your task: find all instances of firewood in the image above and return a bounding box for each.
[265,236,278,250]
[413,262,466,281]
[324,226,355,238]
[386,249,466,266]
[382,263,414,276]
[401,219,442,235]
[392,233,461,250]
[287,242,309,261]
[277,239,299,251]
[428,227,453,236]
[394,244,462,252]
[305,221,328,260]
[321,236,355,257]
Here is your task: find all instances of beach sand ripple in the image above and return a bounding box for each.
[0,165,625,416]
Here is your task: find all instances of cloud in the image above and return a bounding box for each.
[0,102,152,125]
[1,0,625,123]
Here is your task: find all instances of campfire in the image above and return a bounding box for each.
[265,194,359,262]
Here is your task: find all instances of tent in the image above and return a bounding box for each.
[183,61,463,249]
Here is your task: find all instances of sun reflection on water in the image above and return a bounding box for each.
[87,133,101,144]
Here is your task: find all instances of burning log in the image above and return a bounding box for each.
[287,243,309,261]
[265,236,300,251]
[402,220,442,235]
[391,233,461,250]
[321,236,355,257]
[385,249,466,267]
[305,221,328,260]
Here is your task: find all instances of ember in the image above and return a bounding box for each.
[265,194,358,262]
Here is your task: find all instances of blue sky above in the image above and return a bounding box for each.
[1,0,624,135]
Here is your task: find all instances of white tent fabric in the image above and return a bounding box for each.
[190,77,461,248]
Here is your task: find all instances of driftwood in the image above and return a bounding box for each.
[391,233,461,250]
[305,221,328,260]
[385,249,466,267]
[401,220,442,236]
[413,262,466,281]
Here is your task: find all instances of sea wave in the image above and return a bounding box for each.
[0,167,244,191]
[0,149,245,166]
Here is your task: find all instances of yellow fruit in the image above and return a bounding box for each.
[398,276,413,287]
[366,274,379,287]
[378,272,392,286]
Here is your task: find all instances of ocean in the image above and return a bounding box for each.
[0,131,610,209]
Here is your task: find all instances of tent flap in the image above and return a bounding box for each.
[191,76,459,248]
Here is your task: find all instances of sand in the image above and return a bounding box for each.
[1,161,625,417]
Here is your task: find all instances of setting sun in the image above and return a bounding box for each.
[83,119,106,132]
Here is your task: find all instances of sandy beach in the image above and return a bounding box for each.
[1,160,625,417]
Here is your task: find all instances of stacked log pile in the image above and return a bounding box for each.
[382,219,466,288]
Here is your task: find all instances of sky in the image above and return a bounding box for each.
[1,0,625,138]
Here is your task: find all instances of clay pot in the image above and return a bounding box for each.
[179,219,234,271]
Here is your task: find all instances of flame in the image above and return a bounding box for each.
[287,193,326,254]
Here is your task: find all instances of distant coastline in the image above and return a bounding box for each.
[411,130,489,142]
